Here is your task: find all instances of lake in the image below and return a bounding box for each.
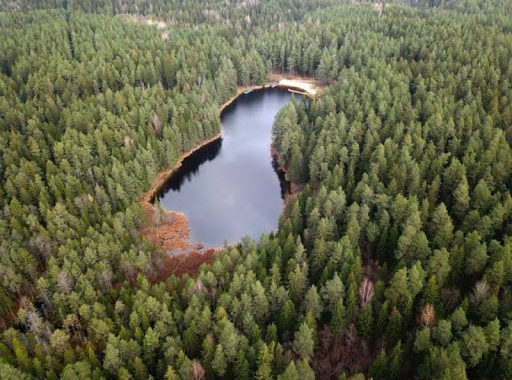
[156,88,297,246]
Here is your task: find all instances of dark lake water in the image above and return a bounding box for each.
[157,88,297,246]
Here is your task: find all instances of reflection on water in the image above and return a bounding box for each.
[159,138,223,193]
[157,88,297,246]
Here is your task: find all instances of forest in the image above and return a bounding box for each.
[0,0,511,379]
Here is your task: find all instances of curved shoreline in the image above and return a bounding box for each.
[139,76,319,263]
[139,86,261,209]
[140,131,223,206]
[140,78,318,210]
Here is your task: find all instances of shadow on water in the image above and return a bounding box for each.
[158,138,223,193]
[272,155,291,200]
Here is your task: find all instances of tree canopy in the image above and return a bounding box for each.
[0,0,511,378]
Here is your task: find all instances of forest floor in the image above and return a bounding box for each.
[140,73,321,281]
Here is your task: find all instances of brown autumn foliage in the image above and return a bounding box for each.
[140,208,192,252]
[420,303,436,328]
[440,287,461,312]
[148,248,218,283]
[312,324,378,379]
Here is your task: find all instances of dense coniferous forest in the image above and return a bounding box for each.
[0,0,511,379]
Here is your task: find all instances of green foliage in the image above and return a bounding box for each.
[414,328,431,353]
[0,1,511,379]
[461,325,489,367]
[292,322,315,361]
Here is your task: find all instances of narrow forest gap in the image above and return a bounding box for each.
[65,12,75,61]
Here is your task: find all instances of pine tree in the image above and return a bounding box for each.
[369,349,387,380]
[255,344,274,380]
[211,345,227,377]
[292,322,314,361]
[385,308,403,347]
[388,341,403,380]
[461,325,489,367]
[357,304,374,338]
[330,299,346,335]
[200,335,214,376]
[279,361,298,380]
[453,176,470,220]
[164,366,179,380]
[304,286,323,320]
[234,349,250,380]
[279,299,297,334]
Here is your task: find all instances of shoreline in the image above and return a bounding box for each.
[139,75,320,269]
[140,131,223,206]
[140,76,318,211]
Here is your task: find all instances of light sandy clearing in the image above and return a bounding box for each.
[278,78,319,96]
[118,14,167,29]
[267,72,322,96]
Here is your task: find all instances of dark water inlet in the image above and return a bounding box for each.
[157,88,298,246]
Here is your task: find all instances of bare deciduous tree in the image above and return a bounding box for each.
[56,270,74,294]
[440,287,461,312]
[121,259,137,283]
[152,113,162,133]
[420,303,435,328]
[97,268,113,292]
[373,2,384,19]
[194,280,204,294]
[359,277,374,308]
[469,281,490,306]
[190,360,205,380]
[27,234,54,263]
[26,308,49,343]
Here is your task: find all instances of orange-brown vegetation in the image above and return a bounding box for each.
[148,248,217,283]
[139,208,191,252]
[313,325,379,379]
[420,303,436,327]
[190,360,206,380]
[139,192,219,281]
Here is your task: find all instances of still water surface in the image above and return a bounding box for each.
[157,88,296,246]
